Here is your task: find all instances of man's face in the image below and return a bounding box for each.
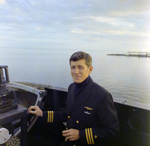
[70,59,93,83]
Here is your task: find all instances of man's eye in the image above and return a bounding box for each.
[71,66,75,69]
[79,66,83,69]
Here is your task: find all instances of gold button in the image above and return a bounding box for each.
[76,120,79,124]
[66,127,68,130]
[74,145,76,146]
[94,135,98,139]
[68,116,70,119]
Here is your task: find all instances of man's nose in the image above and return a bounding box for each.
[74,68,79,74]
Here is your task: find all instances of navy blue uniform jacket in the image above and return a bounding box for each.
[43,79,120,146]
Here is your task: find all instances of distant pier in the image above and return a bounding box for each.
[107,51,150,57]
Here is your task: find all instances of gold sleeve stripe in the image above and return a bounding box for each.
[88,128,92,144]
[47,111,54,123]
[85,128,94,145]
[89,128,94,144]
[85,129,90,144]
[50,111,52,122]
[51,111,54,122]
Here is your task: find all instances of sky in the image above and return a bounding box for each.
[0,0,150,52]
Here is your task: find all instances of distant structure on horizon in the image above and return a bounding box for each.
[107,51,150,57]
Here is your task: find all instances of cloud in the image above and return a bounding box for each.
[0,0,149,50]
[0,0,6,4]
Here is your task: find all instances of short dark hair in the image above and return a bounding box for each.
[69,51,92,67]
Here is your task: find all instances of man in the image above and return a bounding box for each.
[28,51,120,146]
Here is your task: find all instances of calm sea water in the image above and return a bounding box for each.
[1,48,150,107]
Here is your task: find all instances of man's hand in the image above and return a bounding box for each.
[28,106,43,117]
[62,129,79,141]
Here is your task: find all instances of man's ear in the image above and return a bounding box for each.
[89,66,93,74]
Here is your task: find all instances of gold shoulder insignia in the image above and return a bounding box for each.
[84,106,93,110]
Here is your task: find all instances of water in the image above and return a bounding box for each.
[1,48,150,107]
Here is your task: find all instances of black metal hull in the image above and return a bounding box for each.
[10,83,150,146]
